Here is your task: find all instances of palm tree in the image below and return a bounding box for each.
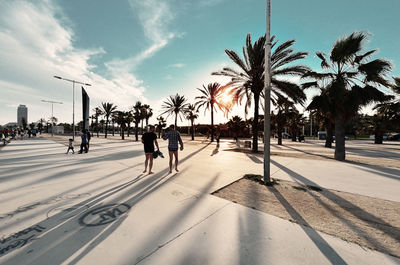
[195,83,229,142]
[160,94,189,128]
[101,102,117,138]
[50,116,58,127]
[288,112,305,142]
[303,32,393,160]
[227,116,247,141]
[144,106,153,127]
[126,111,133,137]
[306,88,335,148]
[374,76,400,141]
[156,116,167,138]
[272,98,297,145]
[93,107,103,137]
[185,104,199,140]
[213,33,308,152]
[132,101,143,141]
[37,118,46,134]
[114,111,128,140]
[111,113,117,136]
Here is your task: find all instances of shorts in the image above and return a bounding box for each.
[168,147,178,152]
[144,146,155,154]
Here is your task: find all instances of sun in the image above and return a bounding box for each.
[218,93,233,107]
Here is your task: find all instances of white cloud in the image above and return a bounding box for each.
[0,1,147,124]
[167,63,185,68]
[198,0,225,7]
[102,0,181,93]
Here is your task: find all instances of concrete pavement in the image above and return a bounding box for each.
[0,137,399,264]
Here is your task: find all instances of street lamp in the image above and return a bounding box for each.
[53,75,91,141]
[41,99,63,137]
[263,0,272,184]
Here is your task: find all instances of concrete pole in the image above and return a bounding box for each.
[263,0,271,184]
[51,102,54,137]
[73,81,75,141]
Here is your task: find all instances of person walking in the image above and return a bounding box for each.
[86,130,91,151]
[78,130,88,154]
[142,125,159,174]
[162,124,184,173]
[66,138,74,154]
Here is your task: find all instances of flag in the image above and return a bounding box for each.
[82,87,90,130]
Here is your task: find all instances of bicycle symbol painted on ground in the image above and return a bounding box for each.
[79,204,131,227]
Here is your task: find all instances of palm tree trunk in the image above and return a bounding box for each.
[211,104,214,142]
[252,93,260,152]
[325,123,333,148]
[277,123,283,145]
[135,123,139,141]
[112,123,115,136]
[334,118,346,161]
[174,114,178,128]
[191,119,194,140]
[291,125,297,142]
[121,126,125,140]
[105,118,108,138]
[374,126,383,144]
[96,117,99,137]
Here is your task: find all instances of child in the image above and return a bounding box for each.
[66,138,74,154]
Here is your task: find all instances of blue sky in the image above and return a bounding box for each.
[0,0,399,126]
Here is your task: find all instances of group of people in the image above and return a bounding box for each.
[1,128,37,141]
[66,129,91,154]
[65,125,183,174]
[142,124,184,174]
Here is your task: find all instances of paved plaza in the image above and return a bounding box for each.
[0,137,399,265]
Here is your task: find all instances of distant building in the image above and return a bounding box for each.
[48,125,64,134]
[17,104,28,126]
[3,122,18,128]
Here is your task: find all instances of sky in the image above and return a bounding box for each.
[0,0,399,126]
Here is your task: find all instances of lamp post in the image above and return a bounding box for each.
[263,0,272,184]
[53,76,91,141]
[41,100,63,137]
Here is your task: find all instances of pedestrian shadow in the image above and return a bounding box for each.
[0,141,213,264]
[211,144,219,156]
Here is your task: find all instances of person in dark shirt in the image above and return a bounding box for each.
[86,130,91,151]
[142,125,159,174]
[78,130,88,154]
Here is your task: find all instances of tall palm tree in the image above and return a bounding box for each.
[132,101,143,141]
[195,83,228,142]
[374,76,400,139]
[303,32,393,160]
[101,102,117,138]
[185,104,199,140]
[160,94,189,128]
[93,107,103,137]
[213,33,308,152]
[38,118,46,134]
[126,111,133,137]
[156,116,167,138]
[145,106,153,127]
[306,88,335,148]
[114,111,128,140]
